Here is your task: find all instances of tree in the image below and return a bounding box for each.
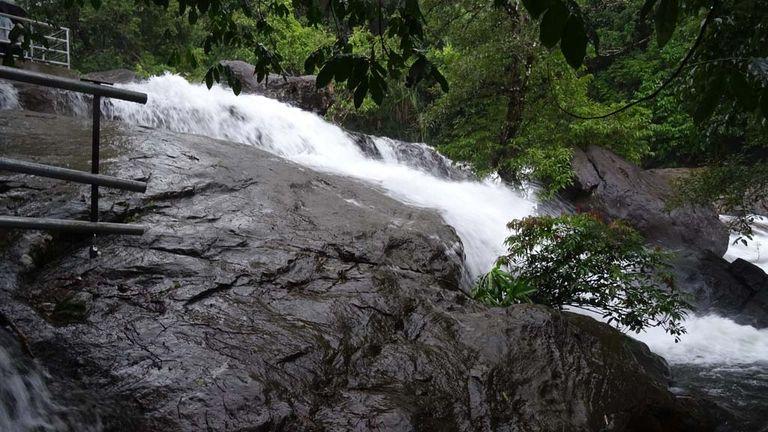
[473,214,691,340]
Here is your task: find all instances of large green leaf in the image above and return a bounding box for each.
[639,0,658,18]
[540,2,570,49]
[560,15,588,69]
[521,0,552,19]
[729,72,757,111]
[316,61,335,89]
[655,0,679,48]
[354,79,369,108]
[693,79,723,122]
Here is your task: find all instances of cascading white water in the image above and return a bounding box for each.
[0,80,19,110]
[0,333,67,432]
[723,215,768,271]
[77,74,767,370]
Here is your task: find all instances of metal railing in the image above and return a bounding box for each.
[0,65,149,257]
[0,12,71,68]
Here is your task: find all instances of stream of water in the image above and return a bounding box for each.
[2,74,767,429]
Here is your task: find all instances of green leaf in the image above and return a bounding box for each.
[316,61,335,89]
[522,0,551,19]
[560,15,588,69]
[433,68,450,93]
[540,2,570,49]
[639,0,658,19]
[655,0,679,48]
[693,80,722,122]
[204,69,214,89]
[231,77,242,96]
[406,56,428,88]
[729,72,757,111]
[354,79,369,108]
[369,78,384,105]
[349,60,369,89]
[334,56,353,82]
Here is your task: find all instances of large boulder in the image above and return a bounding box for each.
[674,253,768,327]
[0,110,715,431]
[221,60,334,115]
[568,145,728,256]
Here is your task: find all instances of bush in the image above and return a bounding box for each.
[473,214,691,340]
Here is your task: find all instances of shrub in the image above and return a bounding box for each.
[473,214,691,340]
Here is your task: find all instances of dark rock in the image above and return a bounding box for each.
[221,60,334,115]
[0,110,715,431]
[569,145,728,256]
[1,63,82,114]
[347,131,472,181]
[83,69,141,85]
[669,251,768,328]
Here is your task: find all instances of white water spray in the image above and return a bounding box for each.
[0,335,66,432]
[723,215,768,272]
[0,80,19,110]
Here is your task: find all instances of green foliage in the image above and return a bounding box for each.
[471,263,537,307]
[673,160,768,239]
[474,214,691,340]
[19,0,449,105]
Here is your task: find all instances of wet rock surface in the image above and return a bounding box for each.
[0,111,715,431]
[348,132,473,181]
[673,253,768,328]
[221,60,334,115]
[568,146,728,256]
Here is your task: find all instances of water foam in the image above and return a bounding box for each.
[0,334,65,432]
[0,80,19,110]
[723,215,768,273]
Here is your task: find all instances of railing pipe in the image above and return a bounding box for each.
[0,216,146,235]
[0,157,147,192]
[0,66,147,103]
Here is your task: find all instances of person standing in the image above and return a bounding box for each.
[0,1,27,58]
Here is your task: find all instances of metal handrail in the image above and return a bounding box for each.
[0,66,150,254]
[0,12,71,68]
[0,66,147,103]
[0,158,148,193]
[0,12,58,29]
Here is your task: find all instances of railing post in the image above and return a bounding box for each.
[90,94,101,258]
[65,27,71,69]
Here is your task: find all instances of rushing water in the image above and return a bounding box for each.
[0,80,19,110]
[2,74,768,429]
[0,330,101,432]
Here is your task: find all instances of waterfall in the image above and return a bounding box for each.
[0,331,68,432]
[0,80,19,110]
[723,215,768,271]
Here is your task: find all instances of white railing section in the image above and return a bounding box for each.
[0,12,70,69]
